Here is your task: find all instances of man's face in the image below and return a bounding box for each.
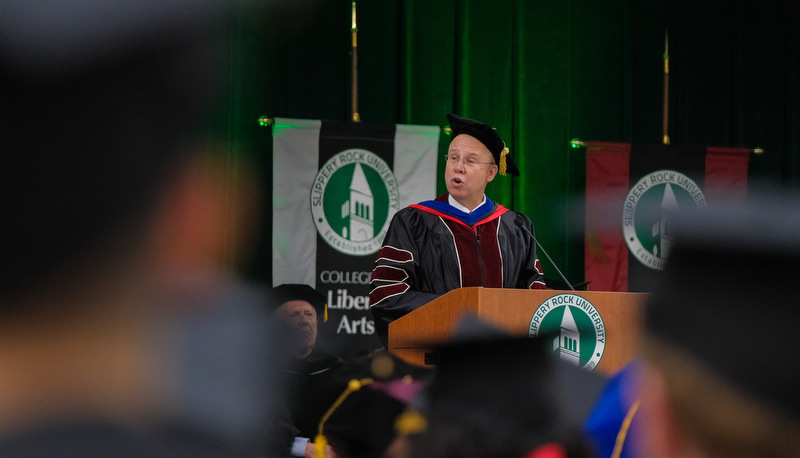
[275,300,318,358]
[445,134,498,209]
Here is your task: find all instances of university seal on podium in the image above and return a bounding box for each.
[529,293,606,371]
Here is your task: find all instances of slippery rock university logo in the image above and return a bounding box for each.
[623,169,707,270]
[311,148,399,256]
[529,294,606,371]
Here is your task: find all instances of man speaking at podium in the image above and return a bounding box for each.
[368,113,546,346]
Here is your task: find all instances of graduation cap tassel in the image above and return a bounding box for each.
[315,378,374,458]
[394,410,427,435]
[499,146,509,176]
[313,434,328,458]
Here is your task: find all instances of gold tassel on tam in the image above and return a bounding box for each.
[499,146,509,176]
[314,378,373,458]
[394,410,427,435]
[314,434,328,458]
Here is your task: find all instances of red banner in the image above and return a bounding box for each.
[585,142,751,292]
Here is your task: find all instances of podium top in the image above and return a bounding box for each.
[388,287,646,374]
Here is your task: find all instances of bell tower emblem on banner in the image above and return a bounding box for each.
[311,148,399,256]
[622,169,707,270]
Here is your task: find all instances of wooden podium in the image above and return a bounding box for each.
[388,287,647,374]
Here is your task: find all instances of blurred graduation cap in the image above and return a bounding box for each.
[645,190,800,423]
[270,283,328,322]
[418,314,605,455]
[0,0,247,302]
[447,113,520,176]
[310,350,429,458]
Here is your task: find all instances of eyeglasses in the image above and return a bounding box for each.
[444,154,495,168]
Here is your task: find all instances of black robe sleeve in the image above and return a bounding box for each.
[368,208,442,346]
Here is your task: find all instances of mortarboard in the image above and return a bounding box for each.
[0,0,243,302]
[447,113,520,176]
[417,314,604,455]
[310,350,429,458]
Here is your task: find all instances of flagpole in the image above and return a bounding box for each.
[350,1,360,122]
[662,29,670,145]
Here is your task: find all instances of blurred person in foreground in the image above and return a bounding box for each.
[0,0,282,456]
[408,315,603,458]
[637,193,800,458]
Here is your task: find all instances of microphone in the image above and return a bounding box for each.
[514,218,575,291]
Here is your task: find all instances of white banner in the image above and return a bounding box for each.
[272,118,440,357]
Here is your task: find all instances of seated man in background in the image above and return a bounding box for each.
[270,284,342,457]
[637,194,800,458]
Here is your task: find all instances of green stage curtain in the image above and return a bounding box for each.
[223,0,799,285]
